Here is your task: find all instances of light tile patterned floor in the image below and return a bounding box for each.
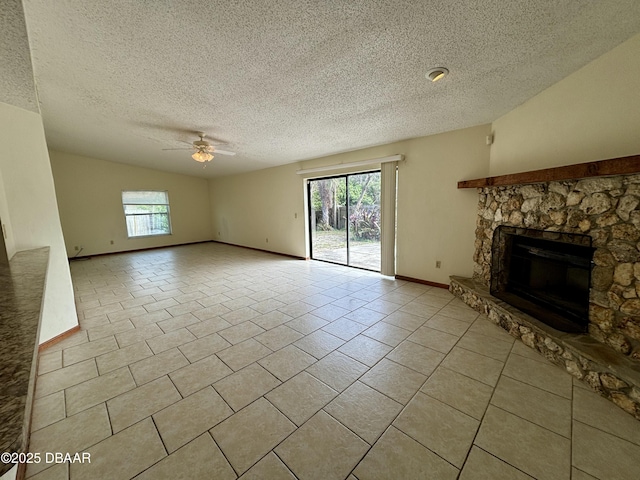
[27,243,640,479]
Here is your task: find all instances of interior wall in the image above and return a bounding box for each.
[209,162,307,258]
[395,126,490,284]
[0,166,16,259]
[490,32,640,175]
[50,151,214,257]
[209,124,491,284]
[0,101,77,343]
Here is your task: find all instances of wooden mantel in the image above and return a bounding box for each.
[458,154,640,189]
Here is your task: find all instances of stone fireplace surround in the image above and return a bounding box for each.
[451,162,640,421]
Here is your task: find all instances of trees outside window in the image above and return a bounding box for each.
[122,191,172,237]
[308,171,381,271]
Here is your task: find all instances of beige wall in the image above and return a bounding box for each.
[490,33,640,175]
[50,151,214,257]
[0,102,77,343]
[0,164,15,259]
[209,162,307,257]
[210,125,491,284]
[395,126,490,283]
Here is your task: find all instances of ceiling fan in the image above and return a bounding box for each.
[163,132,236,163]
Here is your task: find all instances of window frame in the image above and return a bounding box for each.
[121,190,173,238]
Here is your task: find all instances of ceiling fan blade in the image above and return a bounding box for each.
[162,147,194,151]
[213,150,236,156]
[213,149,236,156]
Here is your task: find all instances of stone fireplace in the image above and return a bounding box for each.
[473,175,640,356]
[450,160,640,420]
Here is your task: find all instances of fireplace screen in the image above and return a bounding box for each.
[490,226,595,333]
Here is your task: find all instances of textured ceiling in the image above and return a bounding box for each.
[19,0,640,178]
[1,0,38,112]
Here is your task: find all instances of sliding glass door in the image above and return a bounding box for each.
[308,171,381,271]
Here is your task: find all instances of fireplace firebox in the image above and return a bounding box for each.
[490,226,595,333]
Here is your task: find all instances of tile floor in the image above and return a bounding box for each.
[26,243,640,479]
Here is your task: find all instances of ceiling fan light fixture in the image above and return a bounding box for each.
[192,150,213,162]
[426,67,449,82]
[194,140,213,151]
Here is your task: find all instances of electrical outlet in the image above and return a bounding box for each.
[218,231,221,236]
[110,240,114,245]
[266,238,269,243]
[436,260,441,268]
[294,212,298,219]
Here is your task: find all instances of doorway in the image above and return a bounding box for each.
[307,171,381,271]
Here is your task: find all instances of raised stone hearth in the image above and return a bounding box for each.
[450,276,640,420]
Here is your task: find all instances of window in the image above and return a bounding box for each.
[122,191,172,237]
